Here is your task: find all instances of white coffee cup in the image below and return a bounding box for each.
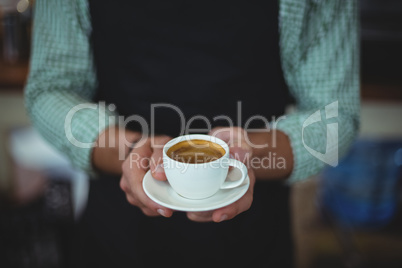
[163,134,248,199]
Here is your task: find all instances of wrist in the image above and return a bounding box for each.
[92,126,141,174]
[246,130,293,180]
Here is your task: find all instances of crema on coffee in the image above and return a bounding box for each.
[167,139,225,164]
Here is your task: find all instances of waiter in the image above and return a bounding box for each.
[25,0,360,267]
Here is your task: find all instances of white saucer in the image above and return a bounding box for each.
[143,169,250,212]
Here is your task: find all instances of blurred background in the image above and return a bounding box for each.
[0,0,401,267]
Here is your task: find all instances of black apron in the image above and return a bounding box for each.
[72,1,293,267]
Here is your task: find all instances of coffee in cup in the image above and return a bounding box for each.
[163,134,248,199]
[166,139,225,164]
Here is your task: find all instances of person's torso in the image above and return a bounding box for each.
[90,0,288,136]
[82,2,293,267]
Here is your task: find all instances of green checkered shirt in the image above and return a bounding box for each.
[25,0,360,182]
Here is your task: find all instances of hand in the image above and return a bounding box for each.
[120,135,174,217]
[186,127,255,222]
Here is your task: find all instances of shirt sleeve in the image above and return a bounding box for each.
[277,0,360,183]
[24,0,117,173]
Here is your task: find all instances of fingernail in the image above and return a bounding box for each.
[218,214,228,222]
[153,164,164,174]
[157,208,167,217]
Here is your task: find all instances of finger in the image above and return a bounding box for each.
[121,174,147,210]
[119,176,130,193]
[150,136,171,181]
[121,176,148,211]
[150,148,167,181]
[125,193,161,217]
[149,147,167,182]
[124,141,173,217]
[210,127,250,155]
[125,193,137,206]
[211,193,252,223]
[186,211,214,222]
[127,165,173,217]
[123,139,153,175]
[210,126,244,140]
[209,127,232,143]
[122,142,151,195]
[212,171,255,223]
[230,146,252,168]
[129,168,173,217]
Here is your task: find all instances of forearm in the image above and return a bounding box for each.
[278,0,359,182]
[247,130,293,180]
[92,126,141,175]
[25,0,106,173]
